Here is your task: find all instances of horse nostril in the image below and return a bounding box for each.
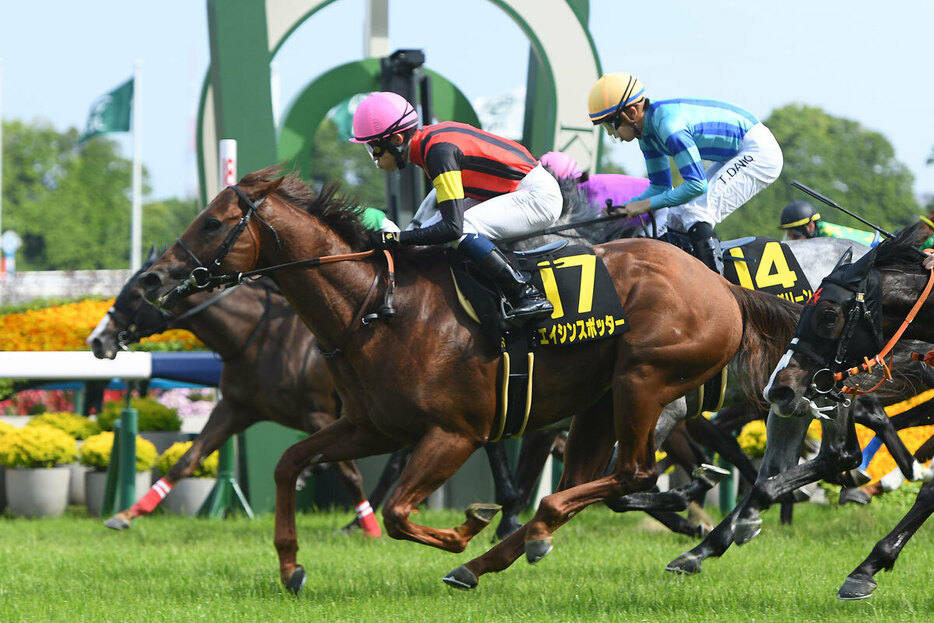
[767,385,795,407]
[140,271,162,290]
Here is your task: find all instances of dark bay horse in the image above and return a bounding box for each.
[86,255,380,535]
[765,223,934,599]
[138,167,796,592]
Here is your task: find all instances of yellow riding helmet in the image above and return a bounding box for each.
[587,73,646,124]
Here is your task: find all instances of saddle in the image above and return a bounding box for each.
[450,241,629,441]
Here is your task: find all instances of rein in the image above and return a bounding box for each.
[175,183,397,357]
[832,250,934,395]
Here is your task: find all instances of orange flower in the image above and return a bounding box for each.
[1,299,204,352]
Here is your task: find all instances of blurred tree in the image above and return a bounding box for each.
[716,104,920,240]
[309,117,386,209]
[1,120,162,270]
[143,197,200,254]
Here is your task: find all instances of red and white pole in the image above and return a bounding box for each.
[219,139,237,188]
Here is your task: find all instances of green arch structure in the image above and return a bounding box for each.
[201,0,600,205]
[276,58,480,181]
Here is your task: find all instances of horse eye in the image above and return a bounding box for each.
[820,309,838,323]
[204,218,222,232]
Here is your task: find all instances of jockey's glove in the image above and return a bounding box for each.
[369,231,400,250]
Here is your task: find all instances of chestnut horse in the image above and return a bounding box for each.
[139,167,794,592]
[87,252,572,540]
[766,223,934,599]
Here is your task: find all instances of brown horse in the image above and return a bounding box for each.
[87,252,575,540]
[138,167,793,592]
[85,254,382,534]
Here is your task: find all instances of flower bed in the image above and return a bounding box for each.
[0,298,204,352]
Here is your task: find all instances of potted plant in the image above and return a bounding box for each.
[97,397,184,454]
[156,441,219,515]
[27,412,101,505]
[79,431,158,517]
[0,420,16,512]
[0,425,77,517]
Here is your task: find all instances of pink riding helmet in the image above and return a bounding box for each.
[540,151,583,180]
[349,92,419,143]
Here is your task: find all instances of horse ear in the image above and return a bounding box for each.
[146,245,159,264]
[259,176,284,198]
[833,247,854,271]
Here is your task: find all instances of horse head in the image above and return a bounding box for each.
[765,225,934,418]
[87,246,169,359]
[140,170,285,311]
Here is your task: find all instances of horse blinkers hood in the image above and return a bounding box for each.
[793,250,883,378]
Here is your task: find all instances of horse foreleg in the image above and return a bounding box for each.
[445,398,616,590]
[104,399,246,530]
[443,396,614,590]
[483,440,522,540]
[339,449,411,534]
[666,495,754,574]
[273,417,400,593]
[380,427,494,552]
[854,395,921,482]
[838,478,934,600]
[666,411,813,574]
[489,429,562,541]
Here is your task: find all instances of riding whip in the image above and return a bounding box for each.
[791,180,893,238]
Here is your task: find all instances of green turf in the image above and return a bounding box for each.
[0,495,931,622]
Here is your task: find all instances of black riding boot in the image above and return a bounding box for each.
[689,222,724,275]
[475,247,554,322]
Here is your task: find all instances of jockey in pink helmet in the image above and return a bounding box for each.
[540,151,582,180]
[349,91,419,171]
[350,91,562,322]
[540,151,656,237]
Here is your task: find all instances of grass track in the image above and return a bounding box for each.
[1,495,932,622]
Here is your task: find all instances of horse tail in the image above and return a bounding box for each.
[728,285,802,408]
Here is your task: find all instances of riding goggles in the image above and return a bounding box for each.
[366,140,391,159]
[600,114,624,135]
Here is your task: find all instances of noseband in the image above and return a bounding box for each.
[794,250,934,402]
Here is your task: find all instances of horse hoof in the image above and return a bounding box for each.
[734,518,762,545]
[837,574,876,600]
[842,468,871,488]
[692,463,731,488]
[525,537,553,564]
[494,517,523,542]
[466,502,502,525]
[442,565,478,590]
[103,515,131,531]
[839,488,871,506]
[285,567,307,595]
[666,553,702,575]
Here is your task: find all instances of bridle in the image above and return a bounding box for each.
[168,184,396,356]
[795,249,934,403]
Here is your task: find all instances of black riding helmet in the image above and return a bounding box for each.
[779,200,820,238]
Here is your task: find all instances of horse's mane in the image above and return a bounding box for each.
[871,221,928,272]
[241,165,371,251]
